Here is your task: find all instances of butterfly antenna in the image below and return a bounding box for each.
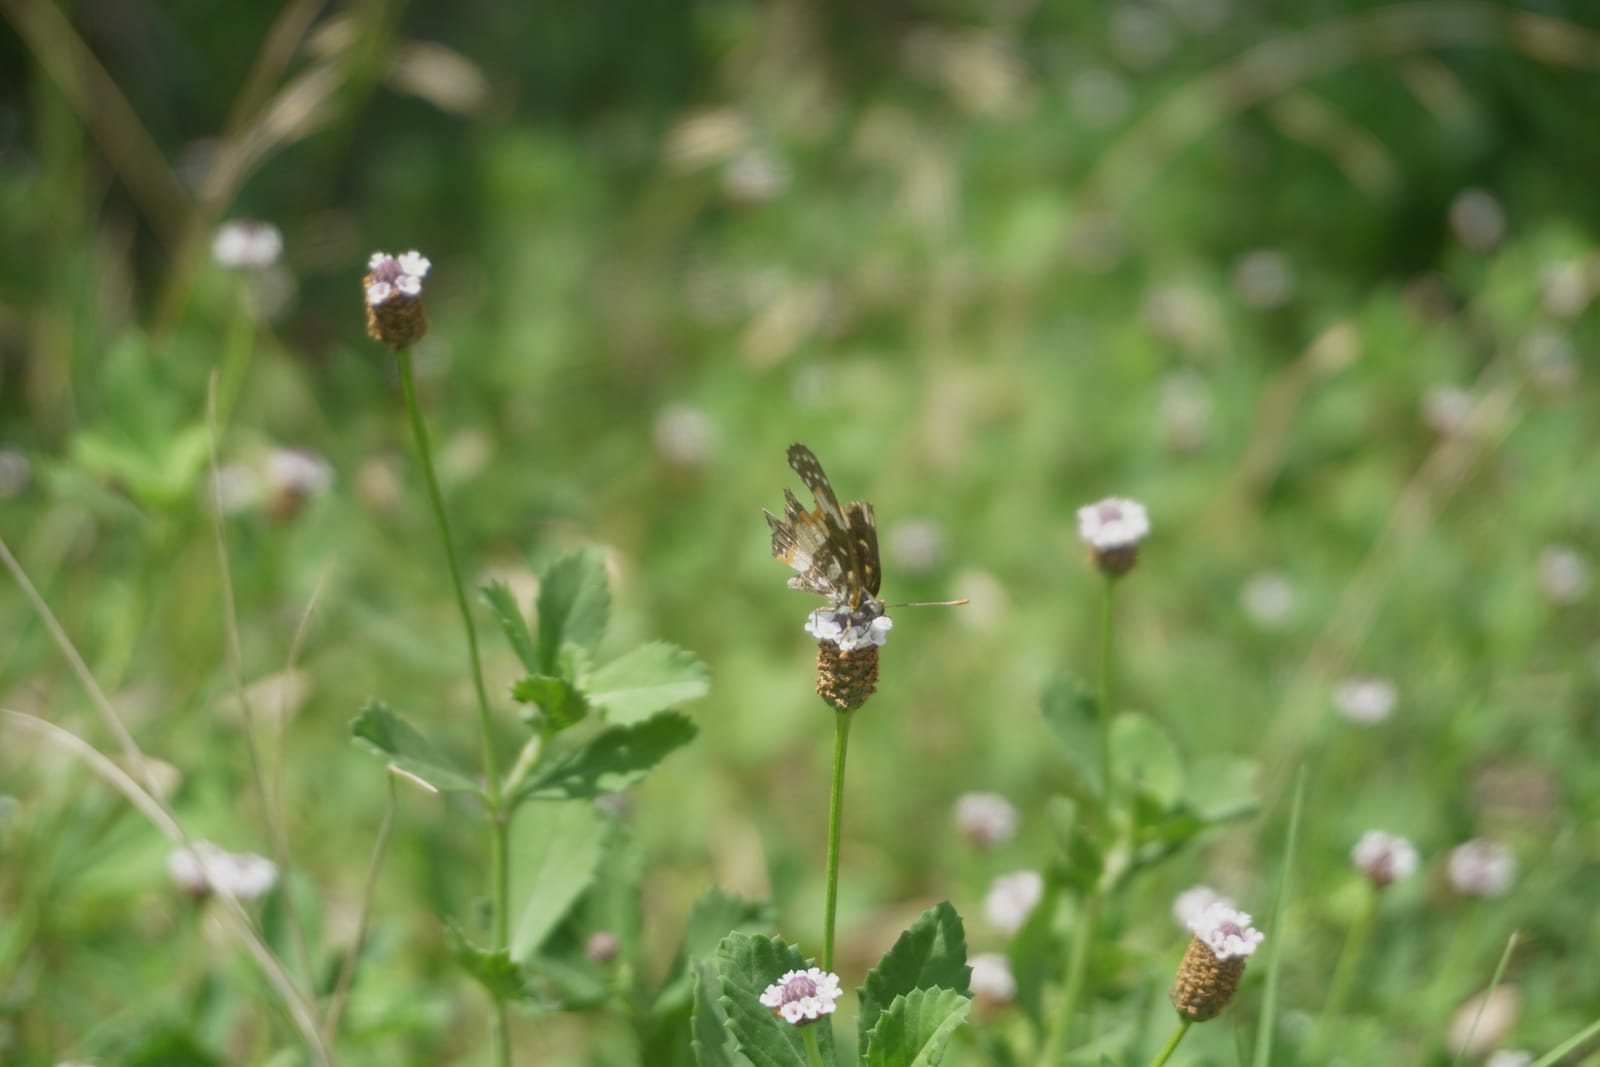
[884,598,970,608]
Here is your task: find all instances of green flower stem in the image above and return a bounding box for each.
[1098,573,1116,812]
[394,346,510,1067]
[1039,894,1101,1066]
[1309,882,1378,1060]
[822,708,853,973]
[803,1024,828,1067]
[1147,1018,1193,1067]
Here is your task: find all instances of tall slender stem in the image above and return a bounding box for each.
[1309,883,1377,1060]
[822,708,853,972]
[803,1024,828,1067]
[394,347,510,1067]
[1098,574,1116,810]
[1147,1019,1192,1067]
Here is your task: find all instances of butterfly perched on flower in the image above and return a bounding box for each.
[764,444,892,651]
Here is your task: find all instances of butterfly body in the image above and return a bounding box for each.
[764,444,886,635]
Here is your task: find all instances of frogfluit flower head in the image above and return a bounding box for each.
[1172,885,1236,929]
[1169,903,1264,1022]
[363,250,430,349]
[969,953,1017,1010]
[985,870,1044,935]
[1077,497,1150,576]
[1351,830,1419,888]
[168,842,278,902]
[806,606,891,711]
[759,967,842,1025]
[953,792,1019,849]
[1332,676,1397,725]
[1448,838,1516,898]
[212,219,283,270]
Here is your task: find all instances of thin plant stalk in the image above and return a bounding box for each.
[1251,767,1307,1067]
[1449,932,1520,1067]
[393,346,511,1067]
[324,770,399,1041]
[803,1025,827,1067]
[1039,574,1120,1065]
[822,708,853,972]
[1530,1014,1600,1067]
[1309,882,1378,1059]
[1147,1019,1193,1067]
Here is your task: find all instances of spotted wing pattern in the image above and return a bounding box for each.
[765,444,882,610]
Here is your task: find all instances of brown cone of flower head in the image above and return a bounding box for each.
[806,607,893,712]
[364,251,430,349]
[1169,903,1265,1022]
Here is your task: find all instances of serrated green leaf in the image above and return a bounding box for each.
[584,641,710,725]
[482,580,540,673]
[863,987,972,1067]
[1041,675,1102,800]
[713,933,837,1067]
[537,549,611,672]
[692,957,755,1067]
[514,713,697,802]
[1110,713,1184,812]
[1046,797,1103,892]
[350,701,478,794]
[511,674,590,732]
[510,801,609,961]
[446,922,527,1000]
[859,901,971,1051]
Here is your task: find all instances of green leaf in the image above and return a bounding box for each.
[584,642,710,725]
[1041,675,1102,800]
[1045,797,1103,893]
[537,549,611,673]
[712,932,837,1067]
[511,674,590,732]
[863,988,972,1067]
[482,580,540,673]
[1110,713,1184,812]
[515,713,697,802]
[446,922,528,1000]
[692,957,755,1067]
[859,901,971,1050]
[510,801,609,961]
[350,701,478,794]
[1184,755,1260,823]
[657,890,776,1017]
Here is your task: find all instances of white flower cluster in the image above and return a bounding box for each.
[1172,885,1235,929]
[1351,830,1419,888]
[1076,498,1150,551]
[804,607,892,651]
[759,967,842,1026]
[1448,839,1516,898]
[365,251,431,306]
[212,219,283,269]
[168,842,278,900]
[985,870,1044,935]
[1189,902,1264,961]
[953,792,1019,849]
[1332,676,1397,725]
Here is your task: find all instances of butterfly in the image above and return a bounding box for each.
[765,443,887,637]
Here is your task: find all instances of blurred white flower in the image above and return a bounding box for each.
[1159,370,1212,455]
[1537,545,1591,605]
[652,404,717,469]
[1448,839,1516,898]
[1077,498,1150,551]
[365,250,430,306]
[887,518,947,576]
[985,870,1044,935]
[1332,677,1397,725]
[1540,260,1592,319]
[169,842,277,900]
[1233,249,1296,310]
[723,149,790,204]
[209,462,262,516]
[265,448,334,519]
[953,792,1019,849]
[1143,282,1220,353]
[1188,902,1264,961]
[1449,189,1506,252]
[1350,830,1419,888]
[1421,385,1475,438]
[759,967,842,1026]
[1450,986,1520,1059]
[212,219,282,269]
[1173,885,1235,929]
[1519,330,1578,392]
[953,568,1009,632]
[585,930,620,964]
[969,953,1017,1006]
[0,448,31,498]
[1486,1050,1534,1067]
[1240,572,1296,629]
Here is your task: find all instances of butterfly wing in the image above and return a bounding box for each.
[844,501,881,602]
[768,444,879,608]
[765,488,852,601]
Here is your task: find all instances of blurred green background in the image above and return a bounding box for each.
[2,0,1598,1064]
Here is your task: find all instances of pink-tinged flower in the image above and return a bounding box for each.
[953,792,1019,849]
[1173,885,1236,929]
[1350,830,1419,888]
[1077,497,1150,577]
[969,953,1017,1007]
[365,250,430,306]
[1332,676,1397,725]
[168,842,278,901]
[804,606,893,651]
[1187,902,1264,961]
[212,219,283,269]
[985,870,1044,935]
[1448,839,1516,898]
[1538,545,1591,605]
[759,967,842,1025]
